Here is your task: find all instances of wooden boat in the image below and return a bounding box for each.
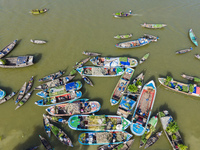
[195,54,200,60]
[117,73,145,118]
[31,8,48,15]
[158,77,200,97]
[49,123,73,147]
[76,66,124,77]
[114,34,133,39]
[34,75,75,90]
[189,29,198,47]
[36,81,82,98]
[39,135,53,150]
[39,70,65,82]
[0,40,18,58]
[0,89,6,100]
[181,74,200,82]
[176,47,193,54]
[68,115,131,131]
[25,76,34,94]
[46,99,101,116]
[115,38,151,48]
[141,23,167,29]
[78,131,133,145]
[110,68,135,105]
[82,51,101,56]
[35,91,82,106]
[139,53,150,64]
[0,56,34,68]
[139,116,158,148]
[73,57,90,69]
[112,10,133,18]
[143,34,159,42]
[45,114,68,124]
[97,139,135,150]
[81,75,94,86]
[15,82,27,104]
[159,110,185,150]
[30,39,47,44]
[0,92,16,104]
[144,131,162,149]
[130,80,156,136]
[15,91,33,110]
[90,57,138,68]
[43,114,51,138]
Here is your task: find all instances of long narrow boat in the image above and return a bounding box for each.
[43,114,51,138]
[181,74,200,82]
[34,75,75,90]
[0,40,18,58]
[78,131,133,145]
[97,139,135,150]
[114,34,133,39]
[76,66,124,77]
[39,135,53,150]
[139,53,150,64]
[159,110,186,150]
[0,92,16,104]
[144,131,162,149]
[45,114,68,124]
[73,57,91,69]
[39,70,65,82]
[0,56,34,68]
[25,76,34,94]
[130,80,156,136]
[112,10,133,18]
[35,91,82,106]
[15,82,27,104]
[82,51,101,56]
[194,54,200,60]
[15,91,33,110]
[90,57,138,68]
[158,77,200,97]
[117,73,145,118]
[176,47,193,54]
[139,116,158,148]
[49,124,73,147]
[30,39,47,44]
[0,89,6,100]
[141,23,167,29]
[81,75,94,86]
[189,29,198,47]
[110,67,135,105]
[46,99,101,116]
[115,38,151,48]
[68,115,131,131]
[31,8,48,15]
[36,81,82,98]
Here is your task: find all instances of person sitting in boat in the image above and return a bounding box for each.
[120,11,122,16]
[129,10,132,14]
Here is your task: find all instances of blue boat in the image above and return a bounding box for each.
[0,89,6,100]
[45,99,101,116]
[36,81,82,98]
[189,29,198,47]
[78,131,133,145]
[35,91,82,106]
[68,115,131,131]
[130,80,157,136]
[110,67,135,105]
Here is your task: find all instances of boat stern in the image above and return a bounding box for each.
[68,115,81,130]
[130,122,146,136]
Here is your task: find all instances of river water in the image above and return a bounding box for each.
[0,0,200,149]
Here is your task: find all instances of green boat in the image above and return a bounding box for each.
[31,8,48,15]
[141,23,167,29]
[114,34,133,39]
[139,53,150,64]
[68,115,131,131]
[189,29,198,47]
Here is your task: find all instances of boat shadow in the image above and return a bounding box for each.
[0,84,13,95]
[32,53,42,64]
